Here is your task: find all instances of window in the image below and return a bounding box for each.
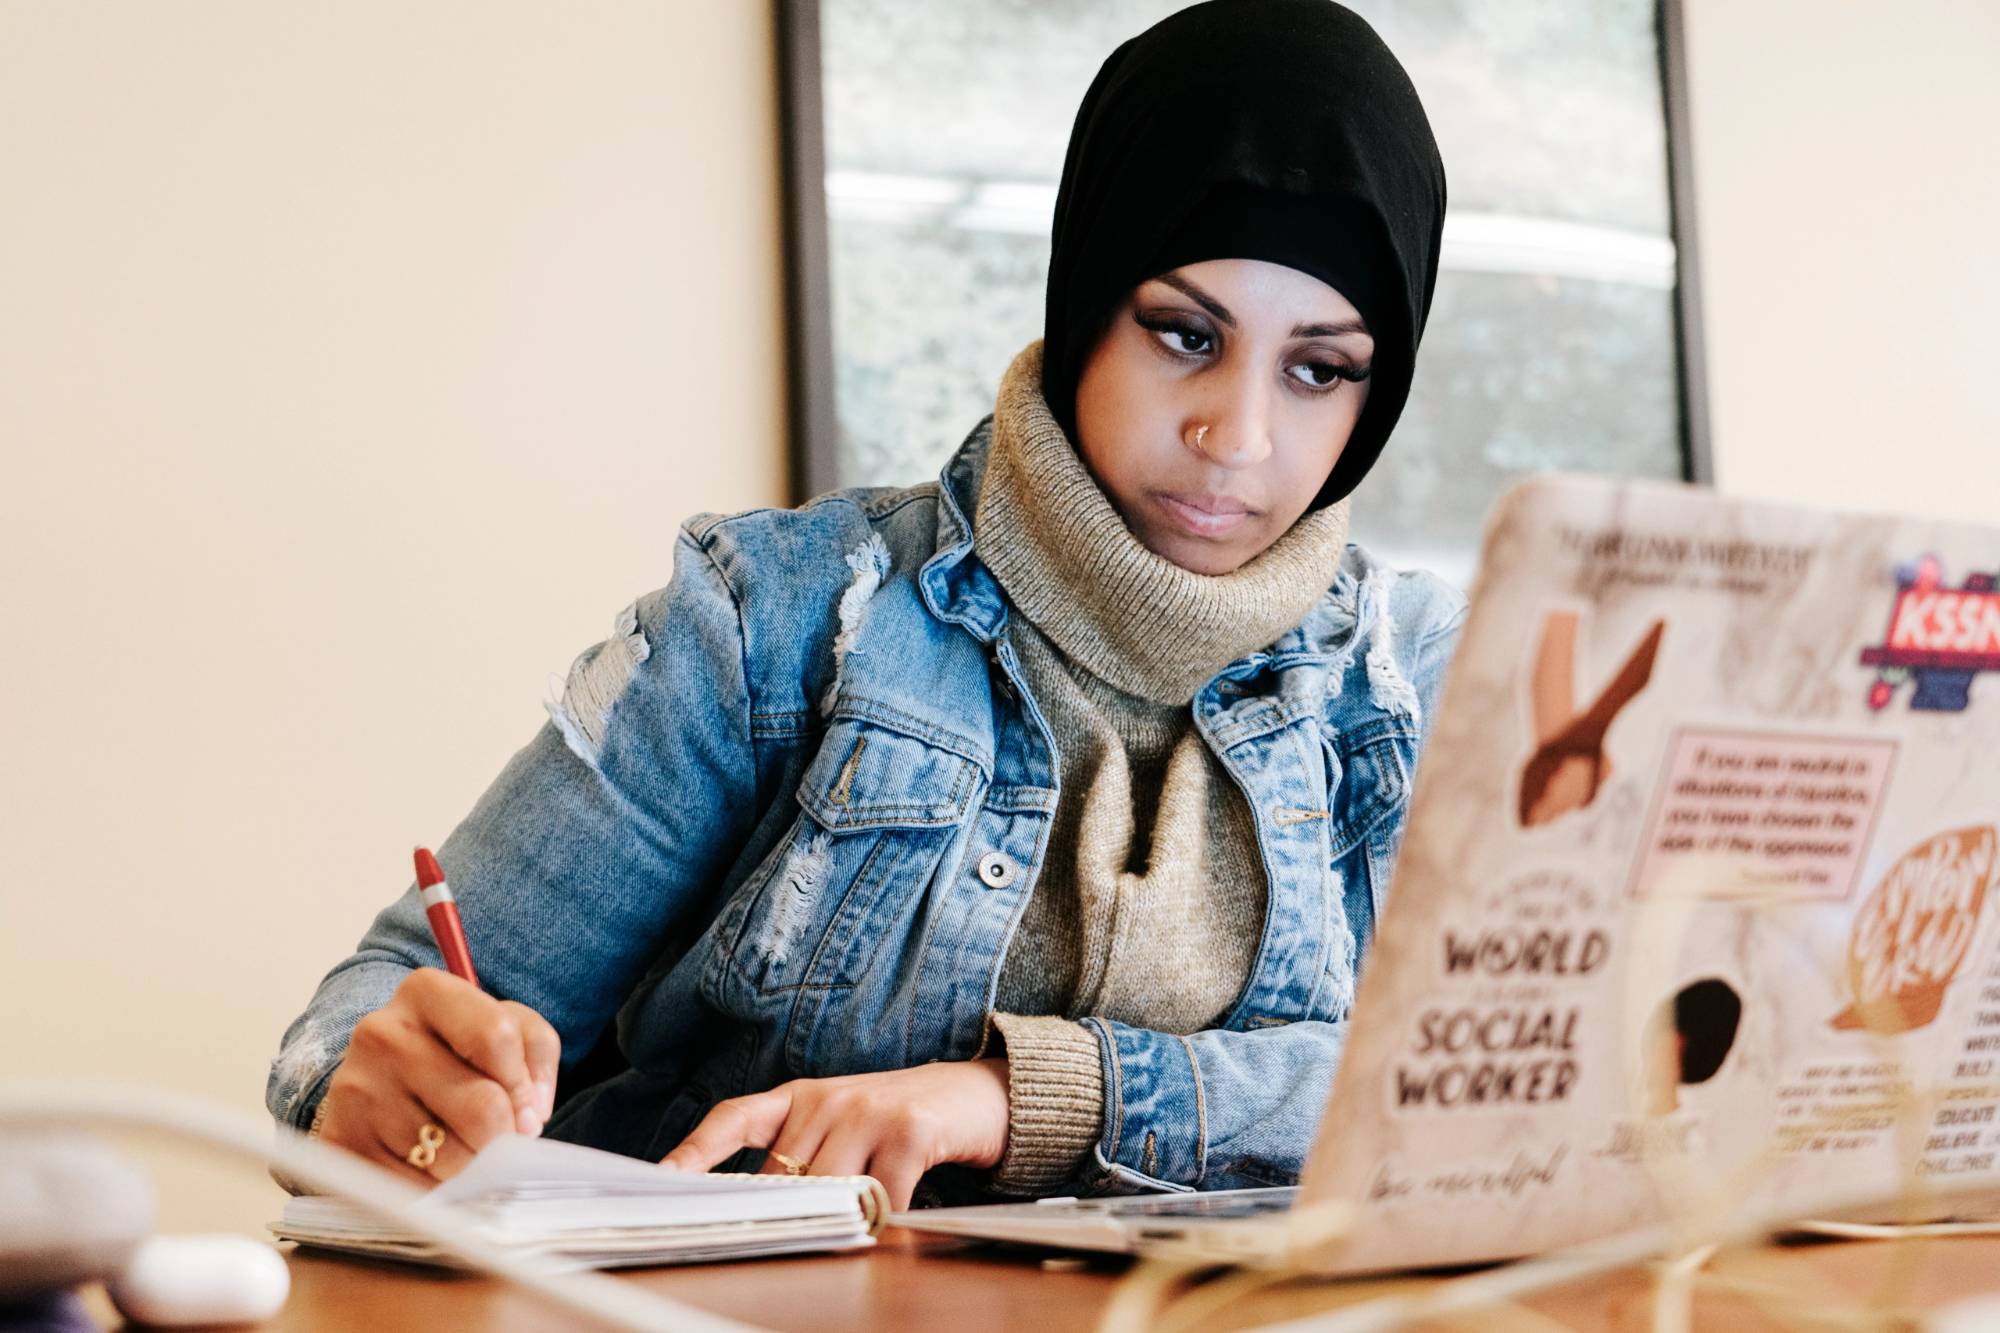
[780,0,1708,590]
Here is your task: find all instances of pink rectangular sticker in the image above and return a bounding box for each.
[1630,730,1897,900]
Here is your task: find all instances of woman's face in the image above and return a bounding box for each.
[1072,258,1373,575]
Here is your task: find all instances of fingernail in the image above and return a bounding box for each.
[516,1106,543,1136]
[537,1077,556,1118]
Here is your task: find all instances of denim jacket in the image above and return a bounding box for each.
[268,418,1465,1195]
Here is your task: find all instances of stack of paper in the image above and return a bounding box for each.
[272,1135,886,1269]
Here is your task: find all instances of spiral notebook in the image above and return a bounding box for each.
[271,1135,888,1269]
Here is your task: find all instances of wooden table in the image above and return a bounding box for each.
[87,1226,2000,1331]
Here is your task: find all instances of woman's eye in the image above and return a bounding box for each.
[1139,316,1213,357]
[1289,361,1356,390]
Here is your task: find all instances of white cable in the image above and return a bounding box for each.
[0,1079,765,1333]
[1240,1174,2000,1333]
[1241,1225,1681,1333]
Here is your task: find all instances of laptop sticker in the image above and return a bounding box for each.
[1860,556,2000,712]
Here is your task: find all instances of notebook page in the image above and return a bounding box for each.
[433,1134,823,1203]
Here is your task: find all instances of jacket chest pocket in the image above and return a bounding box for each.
[1325,724,1414,865]
[1314,724,1418,1016]
[703,713,986,1009]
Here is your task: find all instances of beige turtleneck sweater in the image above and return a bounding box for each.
[975,343,1350,1190]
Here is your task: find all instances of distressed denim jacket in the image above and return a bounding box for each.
[268,418,1465,1195]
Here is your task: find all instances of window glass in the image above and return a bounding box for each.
[818,0,1686,589]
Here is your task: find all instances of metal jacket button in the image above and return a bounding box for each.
[989,648,1016,702]
[977,852,1016,889]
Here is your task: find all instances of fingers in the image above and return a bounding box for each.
[865,1105,936,1209]
[756,1114,834,1178]
[323,976,566,1186]
[866,1152,925,1214]
[318,1072,465,1185]
[661,1087,794,1173]
[369,1089,476,1183]
[806,1120,876,1180]
[500,999,562,1122]
[401,1026,536,1160]
[825,1111,933,1211]
[324,1013,437,1181]
[405,969,544,1134]
[317,1095,433,1186]
[659,1064,1005,1208]
[862,1103,943,1210]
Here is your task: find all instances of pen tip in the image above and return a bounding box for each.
[414,846,445,888]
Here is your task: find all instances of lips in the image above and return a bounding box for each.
[1157,491,1257,539]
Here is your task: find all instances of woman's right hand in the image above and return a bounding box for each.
[314,968,561,1183]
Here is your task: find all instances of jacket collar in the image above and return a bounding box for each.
[918,416,1010,643]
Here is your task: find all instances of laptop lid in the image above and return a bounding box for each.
[1297,474,2000,1274]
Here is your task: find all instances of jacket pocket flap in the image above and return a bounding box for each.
[796,714,986,831]
[1327,729,1413,859]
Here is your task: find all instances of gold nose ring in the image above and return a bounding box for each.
[1186,423,1211,452]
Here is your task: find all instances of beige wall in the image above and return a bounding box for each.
[3,0,1994,1236]
[0,2,785,1230]
[1682,0,2000,519]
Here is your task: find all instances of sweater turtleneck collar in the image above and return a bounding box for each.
[972,341,1352,704]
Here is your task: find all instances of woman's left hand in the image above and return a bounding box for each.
[660,1060,1010,1210]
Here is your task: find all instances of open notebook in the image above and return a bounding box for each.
[271,1135,889,1269]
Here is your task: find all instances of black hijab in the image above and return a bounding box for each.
[1041,0,1447,509]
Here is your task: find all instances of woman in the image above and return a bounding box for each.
[269,0,1462,1210]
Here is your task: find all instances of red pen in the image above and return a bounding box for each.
[414,846,478,986]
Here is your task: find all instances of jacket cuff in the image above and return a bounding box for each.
[989,1013,1105,1193]
[269,1089,334,1198]
[1090,1018,1206,1187]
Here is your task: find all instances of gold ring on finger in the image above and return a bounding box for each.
[406,1121,447,1170]
[767,1149,809,1176]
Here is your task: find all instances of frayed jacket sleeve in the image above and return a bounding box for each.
[266,527,759,1133]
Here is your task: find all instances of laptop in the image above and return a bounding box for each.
[894,474,2000,1273]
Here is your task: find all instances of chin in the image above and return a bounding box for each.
[1145,529,1253,576]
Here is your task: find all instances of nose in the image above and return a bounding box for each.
[1185,361,1274,470]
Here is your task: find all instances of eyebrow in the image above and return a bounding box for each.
[1154,272,1370,340]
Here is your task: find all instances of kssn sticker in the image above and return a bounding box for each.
[1860,556,1999,712]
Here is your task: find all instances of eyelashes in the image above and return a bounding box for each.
[1132,312,1370,394]
[1135,312,1214,356]
[1291,360,1371,388]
